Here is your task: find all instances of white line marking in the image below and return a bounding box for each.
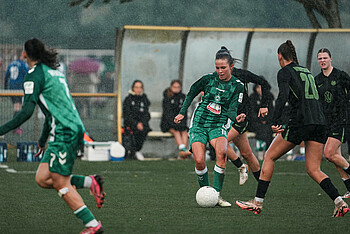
[6,169,17,173]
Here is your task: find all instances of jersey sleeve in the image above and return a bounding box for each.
[271,68,291,125]
[227,82,244,121]
[179,76,207,115]
[232,68,272,107]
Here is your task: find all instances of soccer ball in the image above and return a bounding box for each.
[196,186,219,207]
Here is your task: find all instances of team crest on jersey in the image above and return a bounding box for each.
[23,81,34,94]
[324,91,333,103]
[331,81,337,86]
[214,95,221,102]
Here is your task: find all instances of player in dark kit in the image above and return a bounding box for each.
[236,40,349,217]
[315,48,350,199]
[226,67,272,186]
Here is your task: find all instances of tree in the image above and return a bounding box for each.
[69,0,131,8]
[293,0,342,28]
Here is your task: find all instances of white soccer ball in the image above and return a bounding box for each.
[196,186,219,207]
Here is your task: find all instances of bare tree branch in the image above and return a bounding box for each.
[70,0,132,8]
[292,0,342,28]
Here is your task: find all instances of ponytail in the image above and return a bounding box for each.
[278,40,299,64]
[24,38,59,69]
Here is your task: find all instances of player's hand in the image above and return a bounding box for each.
[137,122,144,131]
[34,145,44,158]
[174,114,184,124]
[271,125,284,133]
[236,113,246,123]
[258,107,268,117]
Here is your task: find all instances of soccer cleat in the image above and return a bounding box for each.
[90,175,106,208]
[135,151,145,161]
[236,199,262,214]
[80,221,104,234]
[333,202,350,217]
[342,191,350,199]
[179,150,192,160]
[217,196,232,207]
[238,164,249,185]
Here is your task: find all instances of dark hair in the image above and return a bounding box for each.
[132,80,143,90]
[317,48,332,58]
[24,38,59,69]
[215,46,240,66]
[166,79,182,97]
[277,40,299,64]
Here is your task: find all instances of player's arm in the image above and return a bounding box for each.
[271,69,291,126]
[227,83,244,122]
[178,76,206,116]
[232,68,271,108]
[0,102,36,135]
[38,114,51,148]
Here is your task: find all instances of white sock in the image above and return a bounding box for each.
[255,197,264,203]
[86,219,99,227]
[84,176,93,188]
[195,166,208,175]
[178,144,186,151]
[334,196,343,206]
[300,147,305,155]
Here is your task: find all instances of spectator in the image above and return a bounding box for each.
[4,49,28,135]
[122,80,151,161]
[161,80,191,159]
[249,84,274,160]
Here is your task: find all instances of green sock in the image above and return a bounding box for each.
[70,175,86,189]
[195,166,209,187]
[74,205,95,225]
[213,164,225,192]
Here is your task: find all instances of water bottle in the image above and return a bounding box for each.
[0,145,3,162]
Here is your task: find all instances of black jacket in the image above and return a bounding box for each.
[160,89,188,132]
[122,90,151,132]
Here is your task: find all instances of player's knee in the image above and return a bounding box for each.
[35,174,48,188]
[323,150,334,162]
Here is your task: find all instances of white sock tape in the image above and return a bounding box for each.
[58,187,69,197]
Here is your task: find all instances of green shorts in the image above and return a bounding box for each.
[189,126,228,147]
[41,140,80,176]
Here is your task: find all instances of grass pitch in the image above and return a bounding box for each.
[0,152,349,234]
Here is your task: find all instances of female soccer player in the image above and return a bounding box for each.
[236,40,349,217]
[174,46,245,207]
[226,65,272,185]
[0,38,104,233]
[315,48,350,198]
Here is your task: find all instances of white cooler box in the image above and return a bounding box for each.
[83,141,125,161]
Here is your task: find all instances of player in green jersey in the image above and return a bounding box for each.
[174,46,245,207]
[236,40,349,217]
[0,38,104,233]
[315,48,350,199]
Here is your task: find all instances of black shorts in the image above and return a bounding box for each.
[326,122,346,143]
[231,118,249,135]
[282,124,327,145]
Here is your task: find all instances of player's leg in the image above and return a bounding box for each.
[305,140,349,217]
[227,127,249,184]
[36,163,53,188]
[70,174,106,208]
[210,135,231,207]
[51,172,103,232]
[324,137,349,169]
[192,141,208,187]
[236,134,294,214]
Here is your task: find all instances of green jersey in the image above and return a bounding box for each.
[0,62,85,147]
[180,72,244,128]
[27,63,85,145]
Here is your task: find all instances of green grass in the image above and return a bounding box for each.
[0,151,349,234]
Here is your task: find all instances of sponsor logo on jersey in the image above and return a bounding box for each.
[238,93,243,103]
[324,91,333,103]
[207,102,221,114]
[24,81,34,94]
